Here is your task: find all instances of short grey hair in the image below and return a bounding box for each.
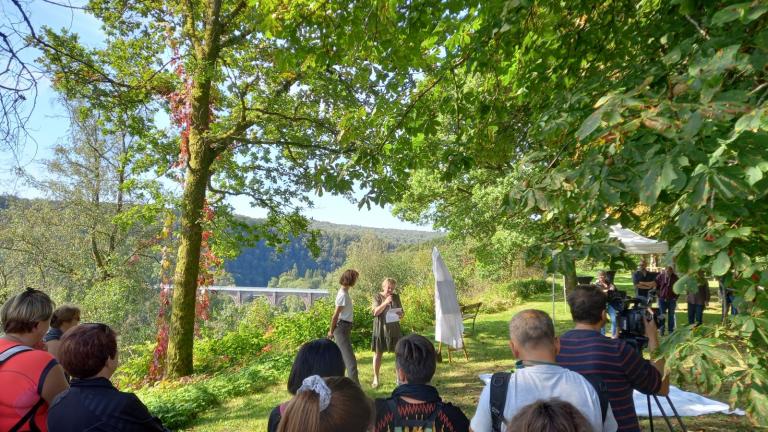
[508,309,556,349]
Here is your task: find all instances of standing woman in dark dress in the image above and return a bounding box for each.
[371,278,403,388]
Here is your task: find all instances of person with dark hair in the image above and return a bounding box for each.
[371,277,403,388]
[373,333,469,432]
[507,399,593,432]
[44,304,81,360]
[47,323,168,431]
[632,259,656,300]
[328,268,360,384]
[557,285,669,432]
[655,266,679,335]
[0,288,69,432]
[595,271,618,338]
[688,272,710,326]
[268,338,346,432]
[471,310,615,432]
[277,375,372,432]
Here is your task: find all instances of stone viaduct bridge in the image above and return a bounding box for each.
[207,286,330,309]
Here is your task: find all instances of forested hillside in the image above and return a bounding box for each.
[224,218,441,286]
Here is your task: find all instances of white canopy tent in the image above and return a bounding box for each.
[609,225,669,255]
[549,225,669,319]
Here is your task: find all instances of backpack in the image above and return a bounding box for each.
[0,344,45,432]
[489,371,609,432]
[386,398,443,432]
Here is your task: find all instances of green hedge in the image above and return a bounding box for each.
[137,354,291,430]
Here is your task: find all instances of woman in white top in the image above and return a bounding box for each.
[327,269,360,384]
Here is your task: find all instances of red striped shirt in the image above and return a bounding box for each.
[556,329,662,432]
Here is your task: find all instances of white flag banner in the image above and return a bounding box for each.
[432,247,464,349]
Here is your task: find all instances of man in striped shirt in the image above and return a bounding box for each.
[557,285,670,432]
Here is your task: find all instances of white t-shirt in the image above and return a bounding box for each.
[335,288,353,322]
[470,364,617,432]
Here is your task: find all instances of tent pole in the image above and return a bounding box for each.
[551,272,556,320]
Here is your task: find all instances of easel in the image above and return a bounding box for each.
[436,336,469,363]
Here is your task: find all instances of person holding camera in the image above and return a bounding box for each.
[557,285,670,432]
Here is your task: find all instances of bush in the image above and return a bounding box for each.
[137,354,292,430]
[113,342,154,389]
[476,283,523,313]
[193,325,265,374]
[399,284,434,333]
[511,278,551,300]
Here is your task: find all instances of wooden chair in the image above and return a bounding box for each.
[461,302,482,335]
[436,302,481,363]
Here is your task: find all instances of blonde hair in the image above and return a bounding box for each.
[51,305,81,328]
[381,278,397,290]
[277,376,372,432]
[1,288,55,334]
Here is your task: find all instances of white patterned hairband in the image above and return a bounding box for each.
[298,375,332,411]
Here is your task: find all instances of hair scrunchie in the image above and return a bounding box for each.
[297,375,332,411]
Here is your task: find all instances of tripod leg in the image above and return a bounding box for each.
[647,394,655,432]
[665,395,688,432]
[652,395,675,431]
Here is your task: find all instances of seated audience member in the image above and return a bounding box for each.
[632,259,656,299]
[470,309,616,432]
[1,288,69,432]
[373,333,469,432]
[557,285,669,432]
[268,338,346,432]
[508,399,593,432]
[277,375,372,432]
[44,305,81,359]
[47,323,168,431]
[687,272,710,326]
[655,266,678,335]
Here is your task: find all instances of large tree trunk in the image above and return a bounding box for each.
[165,147,210,378]
[563,262,578,292]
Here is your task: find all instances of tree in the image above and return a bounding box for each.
[384,0,768,424]
[37,0,448,377]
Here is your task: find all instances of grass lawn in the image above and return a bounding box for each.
[187,275,750,431]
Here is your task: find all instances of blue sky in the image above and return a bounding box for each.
[0,2,432,232]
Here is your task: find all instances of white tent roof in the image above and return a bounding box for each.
[609,225,669,255]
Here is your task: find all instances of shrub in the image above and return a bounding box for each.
[193,325,265,374]
[113,342,154,389]
[476,283,523,313]
[511,278,551,300]
[137,354,292,430]
[399,284,434,333]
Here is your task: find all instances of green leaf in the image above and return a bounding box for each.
[712,250,731,276]
[674,273,698,295]
[577,108,604,140]
[711,3,751,27]
[746,166,763,185]
[735,108,765,134]
[640,164,663,205]
[681,111,703,140]
[660,159,679,190]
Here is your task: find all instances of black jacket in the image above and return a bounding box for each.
[47,377,168,432]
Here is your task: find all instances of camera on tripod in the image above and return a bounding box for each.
[606,289,664,351]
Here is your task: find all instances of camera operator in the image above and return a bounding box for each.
[557,285,670,432]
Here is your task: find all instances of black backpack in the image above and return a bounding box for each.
[386,398,443,432]
[489,371,609,432]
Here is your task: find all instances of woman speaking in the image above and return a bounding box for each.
[371,278,403,388]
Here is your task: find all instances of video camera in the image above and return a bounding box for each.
[607,289,664,351]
